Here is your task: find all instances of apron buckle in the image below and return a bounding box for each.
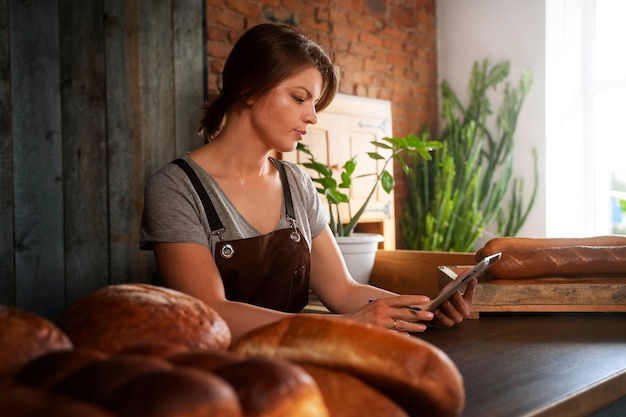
[212,228,235,258]
[288,218,301,242]
[221,243,235,259]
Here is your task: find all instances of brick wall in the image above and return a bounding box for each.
[206,0,439,247]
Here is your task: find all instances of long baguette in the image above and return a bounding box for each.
[476,236,626,261]
[231,315,465,417]
[487,246,626,279]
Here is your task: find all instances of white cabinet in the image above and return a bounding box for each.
[282,94,396,249]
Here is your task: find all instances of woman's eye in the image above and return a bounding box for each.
[293,96,305,104]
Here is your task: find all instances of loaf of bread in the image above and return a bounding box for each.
[57,284,231,353]
[168,349,245,373]
[118,341,190,358]
[169,350,331,416]
[0,305,73,378]
[14,351,245,416]
[0,383,116,417]
[103,368,243,417]
[476,236,626,279]
[231,315,464,417]
[476,235,626,261]
[15,348,108,389]
[299,363,409,417]
[215,357,329,417]
[53,354,174,405]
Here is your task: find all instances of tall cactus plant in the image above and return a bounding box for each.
[401,59,537,252]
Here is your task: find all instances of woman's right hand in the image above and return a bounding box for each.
[343,295,435,334]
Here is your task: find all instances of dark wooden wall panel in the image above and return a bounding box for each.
[59,0,110,305]
[105,0,149,286]
[173,0,205,155]
[2,0,205,319]
[10,0,66,319]
[0,0,14,306]
[140,0,176,179]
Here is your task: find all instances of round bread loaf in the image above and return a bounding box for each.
[0,383,52,417]
[15,348,108,389]
[299,363,409,417]
[104,368,242,417]
[214,357,329,417]
[57,284,231,353]
[0,383,116,417]
[231,315,465,417]
[0,305,73,378]
[118,341,190,358]
[53,354,174,404]
[167,349,244,373]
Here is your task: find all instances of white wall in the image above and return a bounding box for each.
[437,0,547,239]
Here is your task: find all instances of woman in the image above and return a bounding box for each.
[141,23,475,342]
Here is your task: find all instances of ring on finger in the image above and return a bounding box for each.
[392,319,398,330]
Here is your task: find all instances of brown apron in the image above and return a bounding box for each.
[173,158,311,313]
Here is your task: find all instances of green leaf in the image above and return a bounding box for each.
[326,188,349,204]
[393,155,410,175]
[339,172,352,188]
[344,157,357,175]
[302,161,332,177]
[296,142,312,155]
[371,140,393,150]
[367,152,384,160]
[381,170,394,193]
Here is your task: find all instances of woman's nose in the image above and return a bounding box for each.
[304,105,318,124]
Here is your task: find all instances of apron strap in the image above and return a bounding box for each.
[172,158,225,233]
[269,157,296,221]
[173,157,297,229]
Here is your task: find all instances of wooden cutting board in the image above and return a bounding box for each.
[439,266,626,317]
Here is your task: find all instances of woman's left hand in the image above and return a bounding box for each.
[430,278,477,327]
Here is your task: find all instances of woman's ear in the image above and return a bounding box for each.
[245,93,257,106]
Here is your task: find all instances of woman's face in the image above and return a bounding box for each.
[247,66,323,153]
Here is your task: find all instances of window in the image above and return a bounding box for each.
[593,0,626,234]
[546,0,626,236]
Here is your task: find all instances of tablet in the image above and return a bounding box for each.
[424,252,502,311]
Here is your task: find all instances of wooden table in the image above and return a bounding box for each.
[419,313,626,417]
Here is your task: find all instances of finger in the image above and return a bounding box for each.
[449,291,472,318]
[463,279,477,303]
[391,318,428,333]
[395,307,434,323]
[439,299,464,324]
[384,294,431,308]
[431,309,455,328]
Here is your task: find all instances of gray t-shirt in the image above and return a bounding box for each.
[140,154,329,257]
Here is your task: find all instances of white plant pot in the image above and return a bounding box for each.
[335,233,384,284]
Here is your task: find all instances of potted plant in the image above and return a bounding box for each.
[297,135,440,282]
[401,59,538,252]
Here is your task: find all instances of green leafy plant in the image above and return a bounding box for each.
[297,135,441,237]
[401,59,538,252]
